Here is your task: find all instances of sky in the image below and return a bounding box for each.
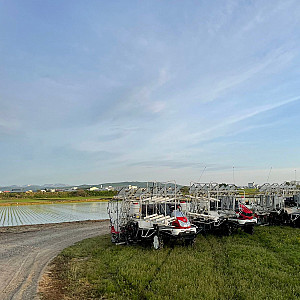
[1,0,300,186]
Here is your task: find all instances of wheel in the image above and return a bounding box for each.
[224,224,233,236]
[125,233,133,245]
[153,235,164,250]
[184,238,195,246]
[244,225,254,235]
[111,233,118,243]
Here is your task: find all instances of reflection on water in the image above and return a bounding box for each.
[0,202,108,226]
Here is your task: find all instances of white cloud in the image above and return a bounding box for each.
[188,95,300,142]
[1,1,300,185]
[130,67,170,114]
[187,46,296,103]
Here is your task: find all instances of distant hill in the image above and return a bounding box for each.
[97,181,182,188]
[0,184,70,192]
[42,183,70,188]
[0,181,182,192]
[99,181,152,188]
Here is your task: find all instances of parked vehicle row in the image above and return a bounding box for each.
[107,181,299,249]
[248,183,300,227]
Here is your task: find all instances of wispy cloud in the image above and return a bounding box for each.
[128,67,170,114]
[0,105,21,135]
[183,46,297,104]
[130,160,207,169]
[0,119,18,133]
[1,1,300,185]
[240,0,296,33]
[188,95,300,142]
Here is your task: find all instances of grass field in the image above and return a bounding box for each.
[41,226,300,300]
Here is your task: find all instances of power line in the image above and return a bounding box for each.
[198,166,207,182]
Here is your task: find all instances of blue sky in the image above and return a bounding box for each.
[1,0,300,186]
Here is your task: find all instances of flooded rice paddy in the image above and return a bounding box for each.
[0,202,108,226]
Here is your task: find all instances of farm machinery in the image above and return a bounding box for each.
[250,182,300,227]
[107,183,197,249]
[107,181,300,248]
[187,182,257,235]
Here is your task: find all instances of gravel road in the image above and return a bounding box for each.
[0,220,110,300]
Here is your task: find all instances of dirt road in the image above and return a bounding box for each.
[0,220,109,300]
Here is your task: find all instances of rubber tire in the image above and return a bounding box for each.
[153,235,164,250]
[244,225,254,235]
[184,238,195,246]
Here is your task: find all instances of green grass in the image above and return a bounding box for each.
[45,226,300,300]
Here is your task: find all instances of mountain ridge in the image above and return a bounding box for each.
[0,181,183,192]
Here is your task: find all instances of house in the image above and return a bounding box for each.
[105,186,114,191]
[128,185,138,190]
[89,187,100,191]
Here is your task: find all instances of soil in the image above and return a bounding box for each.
[0,220,109,300]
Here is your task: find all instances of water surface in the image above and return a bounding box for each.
[0,202,108,226]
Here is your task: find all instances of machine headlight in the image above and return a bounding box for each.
[178,219,191,228]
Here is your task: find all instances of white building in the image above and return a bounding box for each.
[105,186,114,191]
[89,187,100,191]
[128,185,138,189]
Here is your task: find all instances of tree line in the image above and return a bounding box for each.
[0,190,117,199]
